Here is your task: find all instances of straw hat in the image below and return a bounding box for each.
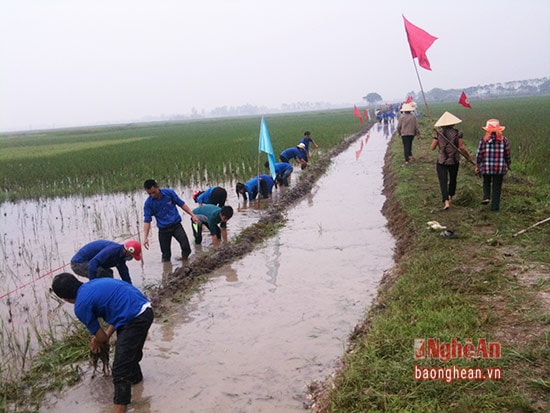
[482,119,505,131]
[434,111,462,127]
[401,103,414,112]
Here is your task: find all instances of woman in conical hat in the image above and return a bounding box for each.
[475,119,512,211]
[431,111,473,210]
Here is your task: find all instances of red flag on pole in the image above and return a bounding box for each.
[403,15,438,71]
[353,105,364,125]
[458,91,472,108]
[406,95,413,104]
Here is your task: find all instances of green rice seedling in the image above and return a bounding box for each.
[0,110,361,203]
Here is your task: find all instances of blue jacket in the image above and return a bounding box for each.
[274,162,293,176]
[143,188,185,228]
[75,278,150,334]
[71,240,131,282]
[280,147,306,162]
[196,186,216,204]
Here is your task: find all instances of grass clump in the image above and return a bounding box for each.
[312,100,549,412]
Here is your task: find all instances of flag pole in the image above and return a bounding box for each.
[411,59,475,166]
[256,150,261,205]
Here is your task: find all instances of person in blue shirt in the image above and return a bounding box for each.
[265,161,293,187]
[299,131,319,167]
[279,143,309,169]
[235,174,275,201]
[143,179,200,262]
[192,186,227,207]
[51,273,154,413]
[191,204,233,246]
[71,239,141,284]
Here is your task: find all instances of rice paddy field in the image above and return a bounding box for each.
[1,97,548,204]
[0,96,548,411]
[0,110,362,203]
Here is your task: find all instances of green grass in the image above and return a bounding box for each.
[315,100,550,412]
[0,319,89,413]
[0,110,360,202]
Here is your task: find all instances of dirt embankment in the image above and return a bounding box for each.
[148,125,374,314]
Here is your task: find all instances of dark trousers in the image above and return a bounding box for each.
[191,215,221,245]
[70,262,113,279]
[158,222,191,262]
[436,163,459,203]
[112,307,154,406]
[278,169,292,187]
[209,187,227,207]
[252,179,269,199]
[401,135,415,161]
[483,174,504,211]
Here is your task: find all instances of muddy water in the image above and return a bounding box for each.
[38,124,395,412]
[0,179,268,376]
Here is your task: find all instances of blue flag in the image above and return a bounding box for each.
[259,116,276,179]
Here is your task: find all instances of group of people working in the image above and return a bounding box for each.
[51,129,318,412]
[234,130,319,201]
[397,103,512,212]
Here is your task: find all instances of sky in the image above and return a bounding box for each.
[1,0,549,132]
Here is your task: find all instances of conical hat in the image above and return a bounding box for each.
[401,103,414,112]
[434,111,462,127]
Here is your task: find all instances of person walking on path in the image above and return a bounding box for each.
[143,179,200,262]
[431,111,473,210]
[397,103,420,164]
[475,119,512,211]
[51,273,154,413]
[192,186,227,207]
[280,143,309,169]
[71,239,141,284]
[236,175,275,201]
[191,204,233,247]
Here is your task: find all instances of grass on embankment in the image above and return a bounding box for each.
[314,113,549,412]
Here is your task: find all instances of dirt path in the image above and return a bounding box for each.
[41,123,395,412]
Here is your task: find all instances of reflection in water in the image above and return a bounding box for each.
[265,233,281,292]
[383,123,390,138]
[223,265,239,283]
[161,261,173,285]
[307,184,319,207]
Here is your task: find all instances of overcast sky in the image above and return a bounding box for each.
[1,0,549,131]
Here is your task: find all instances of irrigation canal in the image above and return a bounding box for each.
[37,122,396,412]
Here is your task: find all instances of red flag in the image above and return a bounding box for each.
[403,15,437,70]
[353,105,364,125]
[406,95,413,104]
[459,91,472,108]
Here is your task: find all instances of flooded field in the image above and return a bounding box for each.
[0,178,272,379]
[3,123,396,412]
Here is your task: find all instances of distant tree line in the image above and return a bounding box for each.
[408,77,550,104]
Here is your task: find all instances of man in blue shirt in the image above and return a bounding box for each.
[191,204,233,247]
[71,239,141,284]
[143,179,200,262]
[266,161,293,187]
[299,131,319,167]
[51,273,154,413]
[235,174,275,201]
[192,186,227,207]
[280,143,309,169]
